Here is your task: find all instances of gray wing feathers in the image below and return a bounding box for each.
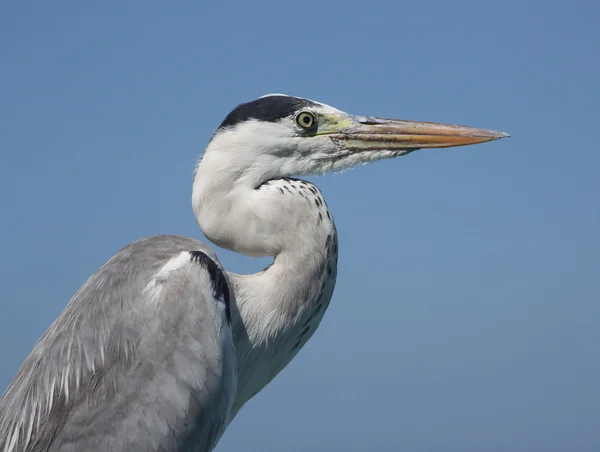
[0,235,236,452]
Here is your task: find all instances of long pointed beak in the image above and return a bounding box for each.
[330,116,510,152]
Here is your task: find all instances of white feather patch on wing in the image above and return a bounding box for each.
[142,252,192,301]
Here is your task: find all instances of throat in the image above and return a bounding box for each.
[222,178,339,416]
[193,163,340,416]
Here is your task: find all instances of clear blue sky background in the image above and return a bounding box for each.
[1,2,599,451]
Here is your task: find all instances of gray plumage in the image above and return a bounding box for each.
[1,236,235,451]
[0,94,508,451]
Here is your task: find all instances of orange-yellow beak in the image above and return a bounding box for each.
[325,115,509,152]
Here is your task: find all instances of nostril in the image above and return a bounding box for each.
[359,118,382,125]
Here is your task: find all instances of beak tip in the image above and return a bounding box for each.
[480,130,510,143]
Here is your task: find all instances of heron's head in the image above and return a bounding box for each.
[198,93,509,187]
[194,94,508,254]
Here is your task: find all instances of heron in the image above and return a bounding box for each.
[0,94,508,451]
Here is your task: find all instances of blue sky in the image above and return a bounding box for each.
[1,1,599,451]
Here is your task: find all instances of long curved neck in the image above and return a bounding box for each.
[193,155,338,413]
[192,151,335,258]
[230,222,335,342]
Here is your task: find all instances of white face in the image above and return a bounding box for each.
[201,98,388,187]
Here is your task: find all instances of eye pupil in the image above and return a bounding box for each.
[303,116,310,124]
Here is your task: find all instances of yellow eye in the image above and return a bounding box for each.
[295,111,316,129]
